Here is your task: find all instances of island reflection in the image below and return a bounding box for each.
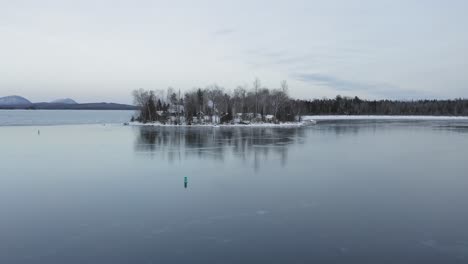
[134,126,306,169]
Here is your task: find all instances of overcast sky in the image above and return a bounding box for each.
[1,0,467,104]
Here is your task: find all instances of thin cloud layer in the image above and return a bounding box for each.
[294,73,430,99]
[213,28,236,36]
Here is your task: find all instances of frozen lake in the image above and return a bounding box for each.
[1,111,468,263]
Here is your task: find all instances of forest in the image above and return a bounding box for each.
[299,96,468,116]
[132,79,468,124]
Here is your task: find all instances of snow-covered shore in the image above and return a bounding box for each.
[127,115,468,127]
[127,121,310,127]
[302,115,468,121]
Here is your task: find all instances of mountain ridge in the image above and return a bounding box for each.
[0,95,32,105]
[50,98,78,104]
[0,95,136,110]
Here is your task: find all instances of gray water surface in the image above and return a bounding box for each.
[1,117,468,263]
[0,110,134,126]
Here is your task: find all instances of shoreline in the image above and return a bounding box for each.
[127,121,310,127]
[302,115,468,121]
[127,115,468,127]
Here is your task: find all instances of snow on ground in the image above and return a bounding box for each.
[128,121,306,127]
[302,115,468,121]
[127,115,468,127]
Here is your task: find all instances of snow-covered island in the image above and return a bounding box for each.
[129,83,312,127]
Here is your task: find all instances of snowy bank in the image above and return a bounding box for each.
[127,121,311,127]
[126,115,468,127]
[301,115,468,121]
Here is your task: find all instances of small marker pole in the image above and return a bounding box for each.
[184,177,188,189]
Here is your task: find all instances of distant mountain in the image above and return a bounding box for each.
[0,95,137,110]
[50,98,78,104]
[0,95,32,105]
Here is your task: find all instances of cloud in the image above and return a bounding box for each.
[243,49,321,71]
[294,73,383,91]
[243,47,433,99]
[212,28,236,36]
[246,49,287,58]
[294,73,430,99]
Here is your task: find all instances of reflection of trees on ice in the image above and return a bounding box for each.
[134,126,305,170]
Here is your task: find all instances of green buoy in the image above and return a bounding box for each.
[184,177,188,189]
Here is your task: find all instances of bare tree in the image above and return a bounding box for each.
[271,80,290,120]
[271,89,287,121]
[206,85,224,123]
[281,80,289,95]
[166,87,175,104]
[132,89,157,122]
[132,88,149,107]
[233,85,247,116]
[253,78,261,118]
[258,88,270,119]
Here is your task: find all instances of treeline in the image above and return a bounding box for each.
[132,79,468,124]
[298,96,468,116]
